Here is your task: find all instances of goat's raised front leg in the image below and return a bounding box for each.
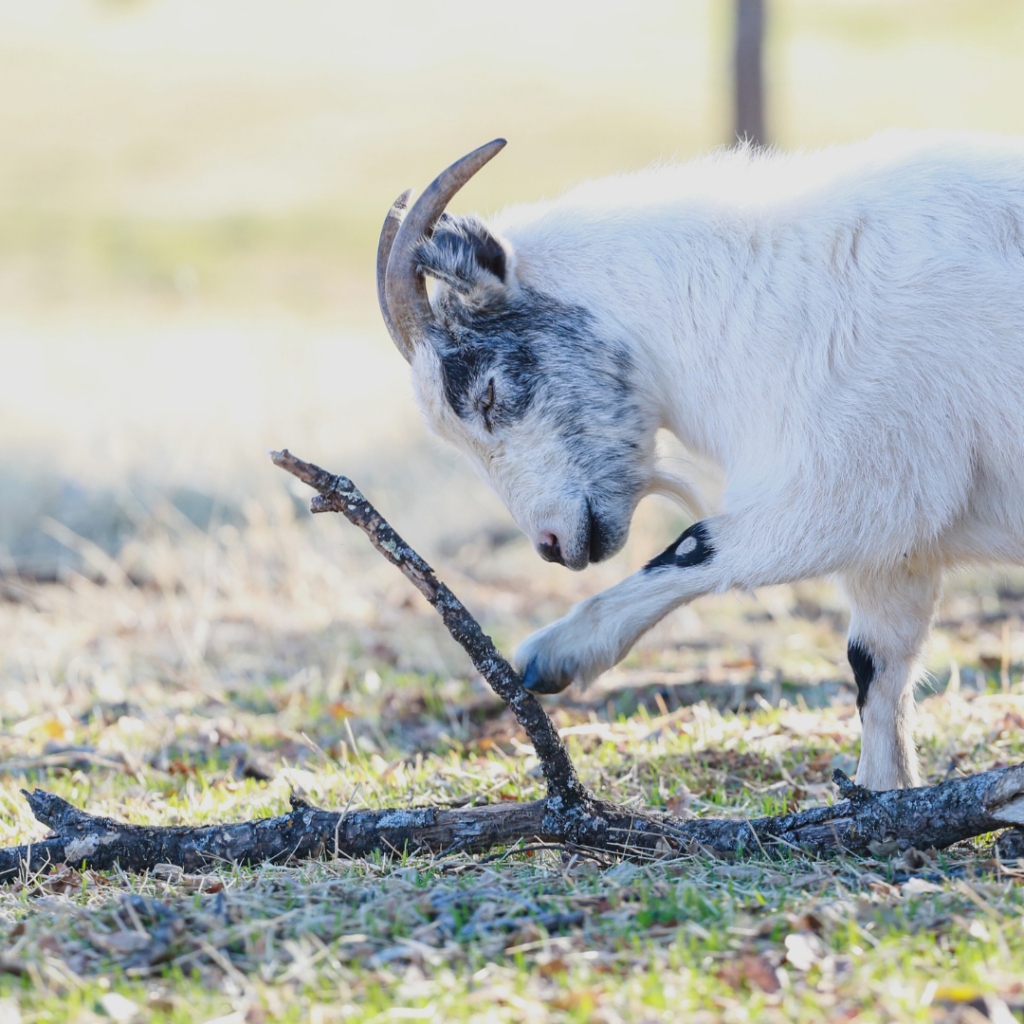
[841,564,941,791]
[515,516,815,694]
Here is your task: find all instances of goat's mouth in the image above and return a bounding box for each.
[586,500,612,564]
[535,502,622,570]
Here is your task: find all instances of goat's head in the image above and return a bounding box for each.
[377,141,659,571]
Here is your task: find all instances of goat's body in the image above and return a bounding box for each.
[387,131,1024,791]
[498,131,1024,579]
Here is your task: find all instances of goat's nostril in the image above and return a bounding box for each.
[538,533,564,565]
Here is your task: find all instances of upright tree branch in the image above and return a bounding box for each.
[269,450,592,832]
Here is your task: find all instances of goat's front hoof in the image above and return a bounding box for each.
[516,607,617,695]
[521,659,573,695]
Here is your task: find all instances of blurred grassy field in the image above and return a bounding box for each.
[5,1,1024,1022]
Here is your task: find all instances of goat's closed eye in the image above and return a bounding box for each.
[480,378,496,431]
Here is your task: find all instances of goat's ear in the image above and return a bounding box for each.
[414,214,509,296]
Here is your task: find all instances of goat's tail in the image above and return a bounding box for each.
[646,467,710,522]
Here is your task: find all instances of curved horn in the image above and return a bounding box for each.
[384,138,507,358]
[376,189,415,362]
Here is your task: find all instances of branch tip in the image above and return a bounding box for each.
[23,788,91,829]
[832,769,874,803]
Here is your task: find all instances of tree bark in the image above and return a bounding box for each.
[2,449,1022,882]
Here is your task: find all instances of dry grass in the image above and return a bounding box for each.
[4,496,1024,1023]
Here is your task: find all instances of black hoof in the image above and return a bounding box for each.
[522,661,572,695]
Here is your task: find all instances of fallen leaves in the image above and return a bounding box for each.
[718,954,781,993]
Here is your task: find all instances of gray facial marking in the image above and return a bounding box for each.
[415,213,657,561]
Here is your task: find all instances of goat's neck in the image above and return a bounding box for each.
[595,226,776,474]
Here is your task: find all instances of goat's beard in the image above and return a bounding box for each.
[646,466,709,521]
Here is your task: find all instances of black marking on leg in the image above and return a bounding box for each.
[643,521,715,572]
[848,640,876,714]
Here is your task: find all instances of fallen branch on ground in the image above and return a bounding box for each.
[4,765,1024,882]
[2,450,1023,881]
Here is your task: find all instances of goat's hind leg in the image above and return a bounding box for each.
[842,564,941,791]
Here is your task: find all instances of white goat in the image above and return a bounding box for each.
[376,131,1024,792]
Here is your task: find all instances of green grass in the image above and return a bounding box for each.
[4,549,1024,1024]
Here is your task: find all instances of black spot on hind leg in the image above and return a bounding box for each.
[643,521,715,572]
[848,640,876,715]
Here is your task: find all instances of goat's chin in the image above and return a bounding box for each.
[646,468,708,520]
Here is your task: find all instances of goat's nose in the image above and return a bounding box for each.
[537,532,564,565]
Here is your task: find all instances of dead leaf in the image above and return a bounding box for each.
[181,875,224,894]
[895,847,936,871]
[902,877,944,897]
[91,930,152,955]
[789,911,824,933]
[151,863,223,892]
[784,932,823,971]
[665,787,694,817]
[654,837,674,857]
[867,838,900,858]
[868,880,902,900]
[537,956,569,978]
[719,954,781,993]
[36,863,83,896]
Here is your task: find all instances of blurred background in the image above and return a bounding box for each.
[3,0,1024,775]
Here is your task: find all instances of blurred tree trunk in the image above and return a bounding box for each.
[734,0,767,147]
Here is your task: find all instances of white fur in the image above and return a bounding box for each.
[411,130,1024,790]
